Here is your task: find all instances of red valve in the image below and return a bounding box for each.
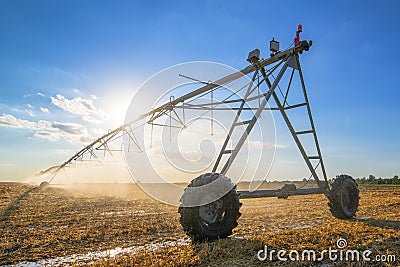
[297,24,302,32]
[294,24,302,47]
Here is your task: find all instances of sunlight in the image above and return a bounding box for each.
[101,88,134,127]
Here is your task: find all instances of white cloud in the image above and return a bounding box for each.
[40,107,49,113]
[26,104,34,108]
[51,121,87,135]
[50,94,108,124]
[37,92,45,97]
[25,109,35,117]
[90,94,98,100]
[248,140,287,150]
[0,114,92,144]
[11,107,24,113]
[33,131,61,141]
[72,88,80,93]
[0,113,35,128]
[275,144,287,148]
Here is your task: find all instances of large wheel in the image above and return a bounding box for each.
[39,181,49,189]
[328,175,359,219]
[178,173,241,241]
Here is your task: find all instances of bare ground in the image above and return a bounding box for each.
[0,182,399,266]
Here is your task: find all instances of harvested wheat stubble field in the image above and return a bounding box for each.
[0,182,399,266]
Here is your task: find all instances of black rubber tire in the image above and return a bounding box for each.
[178,173,241,242]
[328,175,359,219]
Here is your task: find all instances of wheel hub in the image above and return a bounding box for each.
[199,198,224,224]
[341,182,357,214]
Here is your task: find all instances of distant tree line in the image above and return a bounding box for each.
[355,175,400,185]
[261,175,400,185]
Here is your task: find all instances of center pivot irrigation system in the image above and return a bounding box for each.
[40,25,360,241]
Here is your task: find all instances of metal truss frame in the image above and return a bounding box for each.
[42,38,329,191]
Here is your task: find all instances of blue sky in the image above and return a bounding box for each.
[0,0,399,181]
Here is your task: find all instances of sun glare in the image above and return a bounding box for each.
[101,90,133,127]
